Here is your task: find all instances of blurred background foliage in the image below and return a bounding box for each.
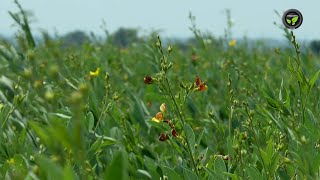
[1,1,320,179]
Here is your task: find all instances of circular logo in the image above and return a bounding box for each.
[282,9,303,29]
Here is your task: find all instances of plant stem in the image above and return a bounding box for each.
[228,106,233,173]
[244,107,269,179]
[1,106,16,128]
[164,77,199,176]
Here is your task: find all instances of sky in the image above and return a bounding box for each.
[1,0,319,40]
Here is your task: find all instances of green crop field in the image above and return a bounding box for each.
[1,1,320,179]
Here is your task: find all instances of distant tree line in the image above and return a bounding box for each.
[60,28,140,48]
[12,27,319,55]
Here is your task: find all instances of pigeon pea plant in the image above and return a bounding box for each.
[144,36,209,178]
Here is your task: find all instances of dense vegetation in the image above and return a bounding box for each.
[1,2,320,179]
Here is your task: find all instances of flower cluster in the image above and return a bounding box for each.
[151,103,178,141]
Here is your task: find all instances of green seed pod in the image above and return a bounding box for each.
[283,157,291,163]
[49,65,59,77]
[301,136,307,144]
[45,90,54,101]
[112,93,119,101]
[156,42,161,48]
[105,72,110,83]
[69,91,83,104]
[26,50,35,61]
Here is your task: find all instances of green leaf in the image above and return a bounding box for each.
[286,19,291,24]
[63,164,77,179]
[246,165,262,180]
[104,150,128,180]
[144,156,161,180]
[306,108,317,124]
[227,136,236,157]
[101,139,117,148]
[146,120,171,131]
[28,121,50,145]
[204,167,222,179]
[183,167,199,180]
[266,139,274,160]
[0,103,4,111]
[265,96,279,109]
[259,149,270,171]
[86,112,94,131]
[196,129,205,146]
[284,87,291,109]
[292,16,298,23]
[262,81,276,99]
[214,156,227,173]
[89,133,117,151]
[88,137,103,153]
[169,136,186,156]
[279,79,284,101]
[288,58,297,79]
[223,172,239,180]
[130,94,148,128]
[161,165,182,180]
[137,169,152,179]
[198,147,209,164]
[51,113,71,119]
[258,106,284,130]
[309,69,320,91]
[18,127,27,147]
[35,155,64,179]
[270,152,280,175]
[184,123,195,153]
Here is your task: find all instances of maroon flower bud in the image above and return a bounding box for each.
[171,129,178,138]
[163,120,174,129]
[159,132,169,141]
[144,76,153,84]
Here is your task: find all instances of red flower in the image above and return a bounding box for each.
[195,76,208,92]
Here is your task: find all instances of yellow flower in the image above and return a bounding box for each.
[152,117,160,123]
[160,103,166,113]
[152,112,163,123]
[89,68,100,77]
[228,39,236,47]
